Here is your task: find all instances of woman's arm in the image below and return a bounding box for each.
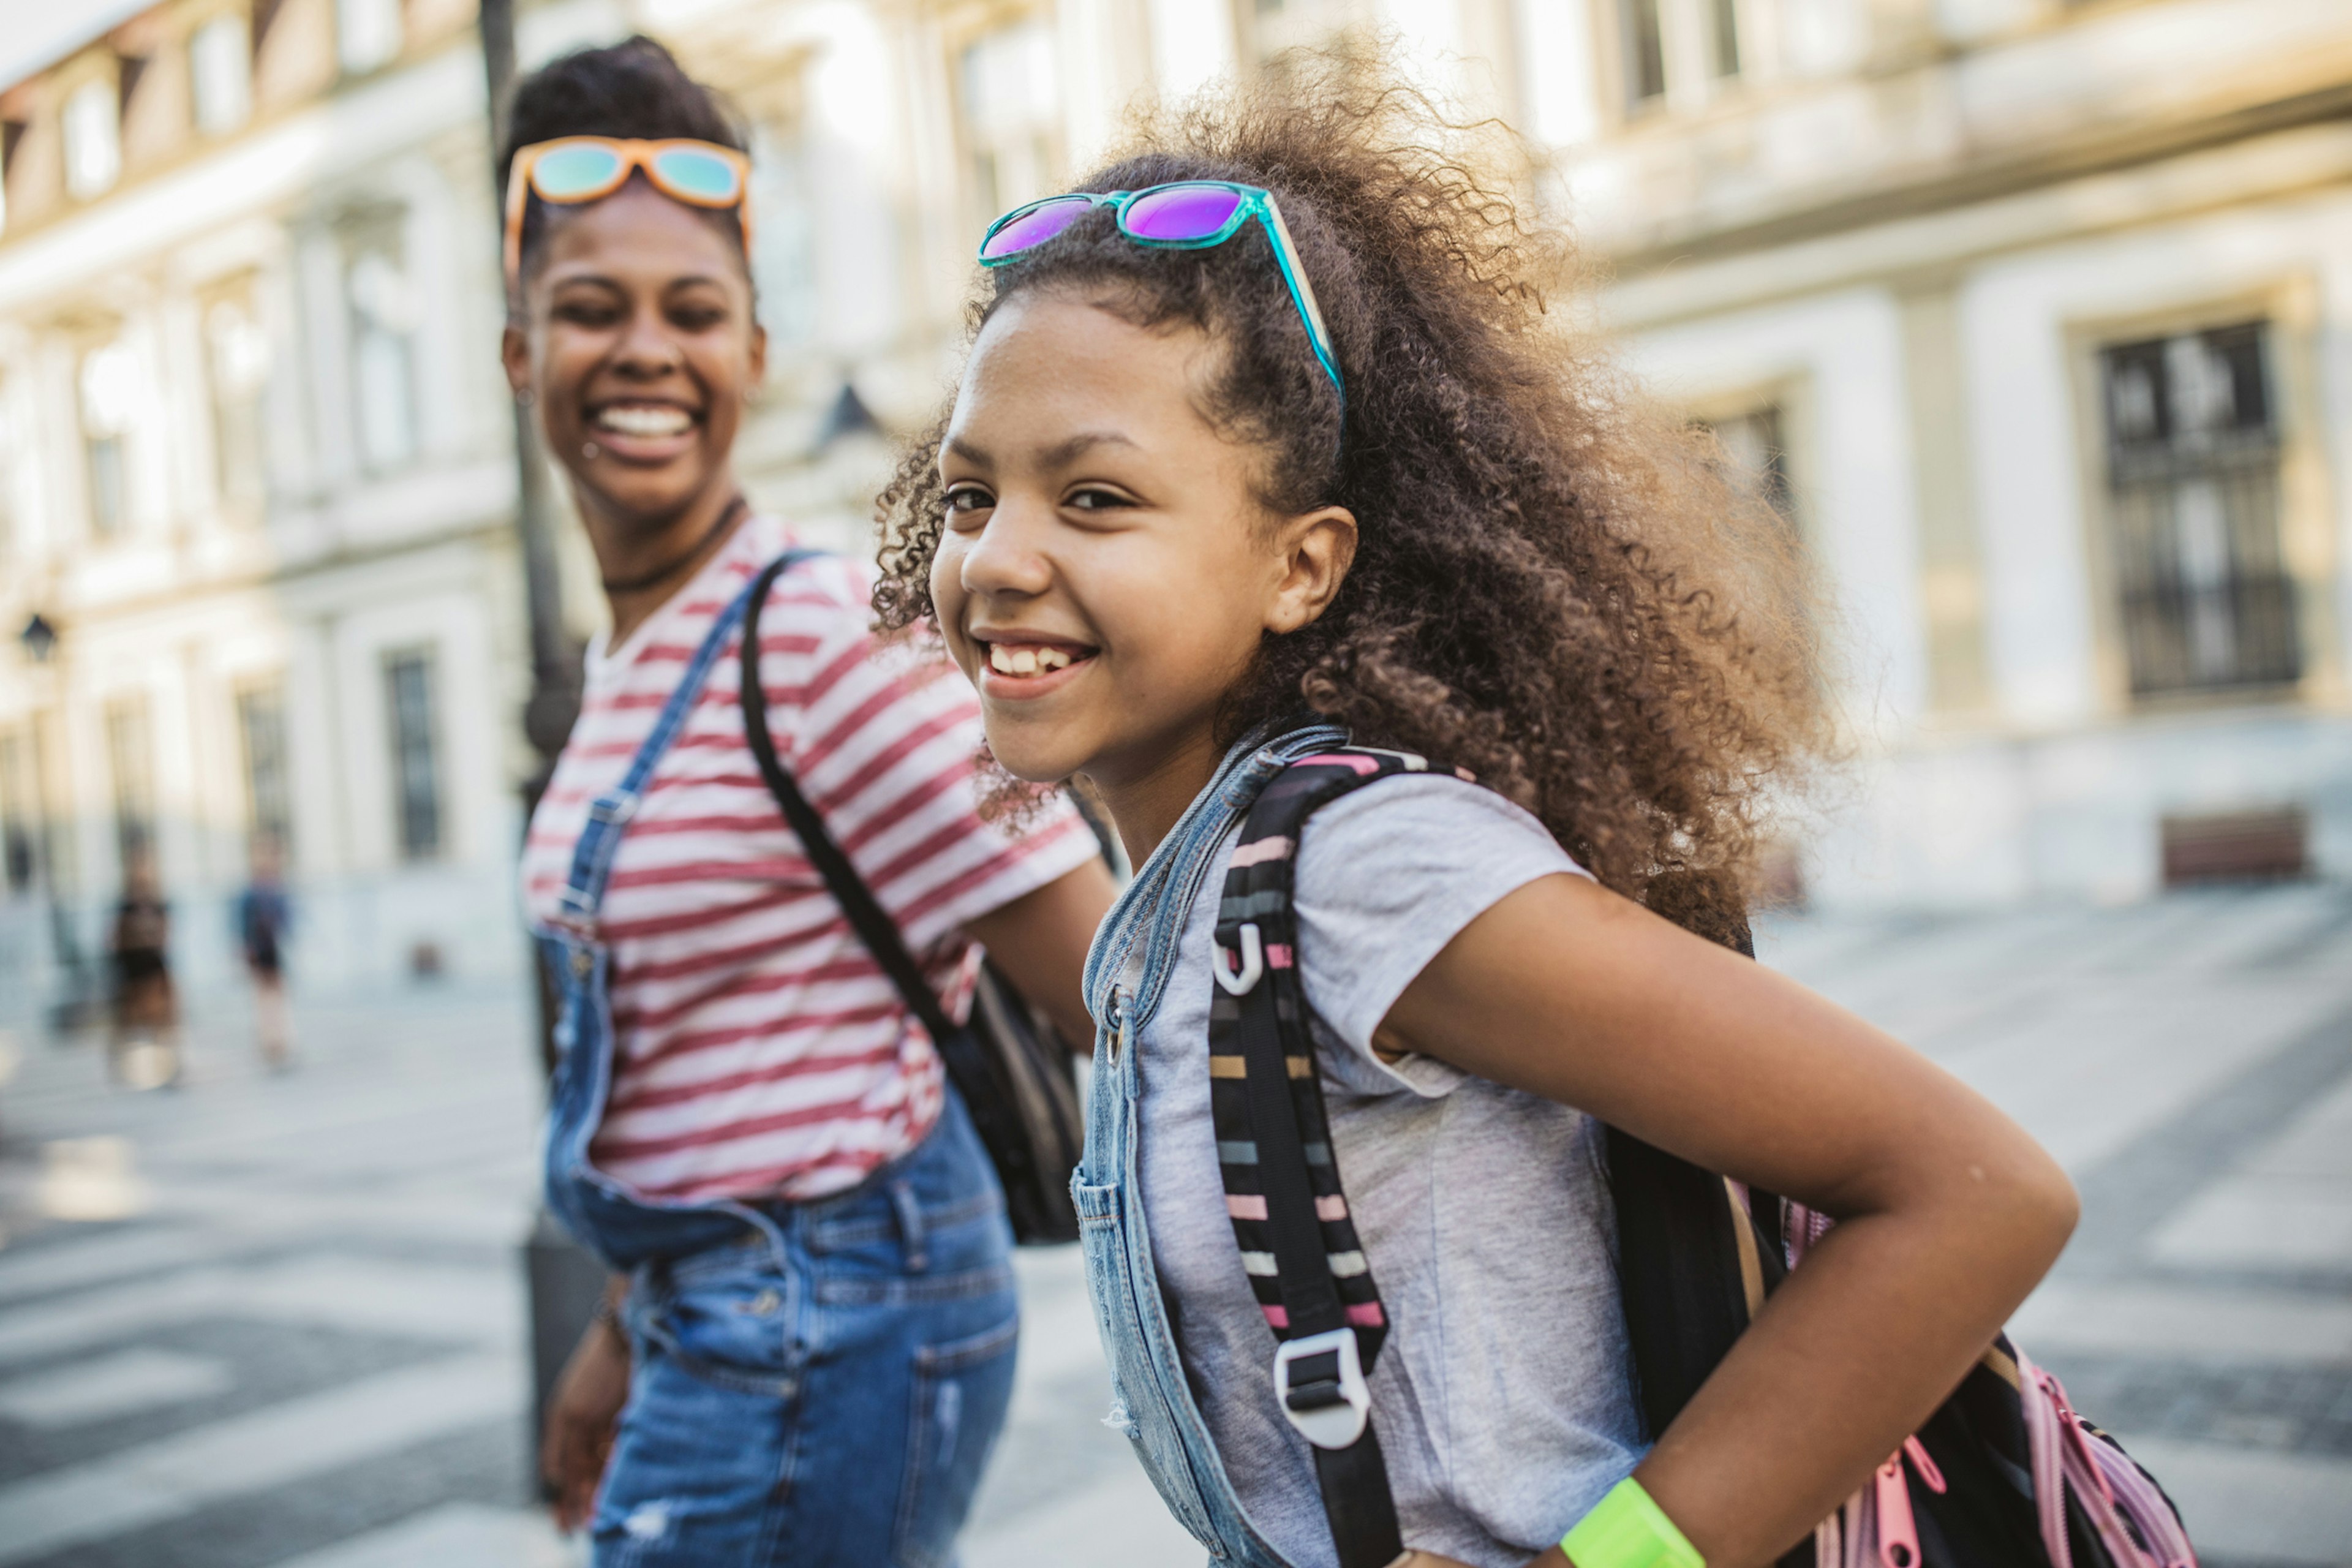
[1378,873,2078,1568]
[963,859,1120,1049]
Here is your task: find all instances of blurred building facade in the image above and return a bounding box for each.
[0,0,624,998]
[1,0,2345,1014]
[652,0,2352,908]
[1572,0,2352,907]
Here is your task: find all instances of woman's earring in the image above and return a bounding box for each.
[514,388,535,408]
[582,441,601,461]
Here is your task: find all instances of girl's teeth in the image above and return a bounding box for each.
[988,644,1076,676]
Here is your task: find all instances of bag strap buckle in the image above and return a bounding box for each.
[1274,1327,1371,1450]
[1214,921,1265,996]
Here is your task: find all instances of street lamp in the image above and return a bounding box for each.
[18,612,57,664]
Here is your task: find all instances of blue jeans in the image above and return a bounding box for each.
[596,1098,1020,1567]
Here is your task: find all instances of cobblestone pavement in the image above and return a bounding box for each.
[0,883,2345,1567]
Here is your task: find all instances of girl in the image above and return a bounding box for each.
[875,76,2080,1568]
[502,39,1114,1566]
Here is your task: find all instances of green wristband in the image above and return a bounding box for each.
[1562,1479,1704,1568]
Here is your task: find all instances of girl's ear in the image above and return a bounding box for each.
[1266,505,1358,635]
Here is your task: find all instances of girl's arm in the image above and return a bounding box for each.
[964,859,1120,1049]
[1376,873,2078,1568]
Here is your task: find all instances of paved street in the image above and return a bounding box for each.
[0,884,2347,1566]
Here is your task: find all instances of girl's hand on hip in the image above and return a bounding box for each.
[541,1305,630,1532]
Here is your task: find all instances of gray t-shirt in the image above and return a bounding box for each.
[1132,774,1647,1568]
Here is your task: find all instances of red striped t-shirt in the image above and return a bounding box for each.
[521,518,1097,1204]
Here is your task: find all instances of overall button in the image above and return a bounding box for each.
[570,948,594,978]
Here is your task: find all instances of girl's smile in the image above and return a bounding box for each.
[971,629,1101,698]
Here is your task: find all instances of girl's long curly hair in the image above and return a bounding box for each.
[875,62,1833,943]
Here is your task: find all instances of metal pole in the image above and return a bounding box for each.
[480,0,601,1500]
[481,0,579,772]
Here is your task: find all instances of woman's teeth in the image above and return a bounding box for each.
[989,643,1076,677]
[595,404,693,437]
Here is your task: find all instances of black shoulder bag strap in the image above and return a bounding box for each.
[1210,744,1436,1568]
[734,551,962,1053]
[1213,746,1794,1568]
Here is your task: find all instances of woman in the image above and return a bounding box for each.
[503,39,1114,1566]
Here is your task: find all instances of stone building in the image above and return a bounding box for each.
[1566,0,2352,906]
[655,0,2352,908]
[0,0,620,1000]
[2,0,2343,1021]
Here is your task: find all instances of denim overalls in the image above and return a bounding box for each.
[1074,721,1350,1567]
[538,566,1019,1567]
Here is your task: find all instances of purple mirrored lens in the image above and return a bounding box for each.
[980,197,1095,260]
[1122,184,1246,242]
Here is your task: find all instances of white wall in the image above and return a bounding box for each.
[1630,287,1929,729]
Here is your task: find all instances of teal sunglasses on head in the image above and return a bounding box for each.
[978,180,1345,415]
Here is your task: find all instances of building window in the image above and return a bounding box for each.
[1702,404,1793,521]
[959,21,1061,229]
[385,650,440,860]
[1247,0,1365,66]
[205,288,271,505]
[237,683,292,858]
[62,78,121,200]
[336,0,404,75]
[104,697,156,871]
[2099,320,2298,698]
[1624,0,1667,103]
[1622,0,1741,111]
[191,15,254,136]
[79,343,138,537]
[345,238,418,473]
[0,377,16,558]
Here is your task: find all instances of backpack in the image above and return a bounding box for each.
[1207,745,2196,1568]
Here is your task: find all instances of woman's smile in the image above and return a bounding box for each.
[586,396,703,463]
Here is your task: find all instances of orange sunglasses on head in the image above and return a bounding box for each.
[503,137,755,285]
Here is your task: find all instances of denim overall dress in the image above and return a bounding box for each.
[1074,721,1352,1567]
[538,565,1019,1567]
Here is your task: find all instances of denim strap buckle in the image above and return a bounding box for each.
[587,793,639,826]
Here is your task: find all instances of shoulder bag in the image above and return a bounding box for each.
[737,550,1086,1245]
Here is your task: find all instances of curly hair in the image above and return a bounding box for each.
[874,62,1832,942]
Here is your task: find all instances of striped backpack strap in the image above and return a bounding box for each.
[1209,744,1453,1568]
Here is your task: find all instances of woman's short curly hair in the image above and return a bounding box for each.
[875,61,1833,942]
[498,36,749,294]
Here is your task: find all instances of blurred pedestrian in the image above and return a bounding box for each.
[500,39,1115,1567]
[107,851,178,1090]
[235,835,293,1071]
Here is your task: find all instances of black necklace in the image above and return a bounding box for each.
[601,494,749,595]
